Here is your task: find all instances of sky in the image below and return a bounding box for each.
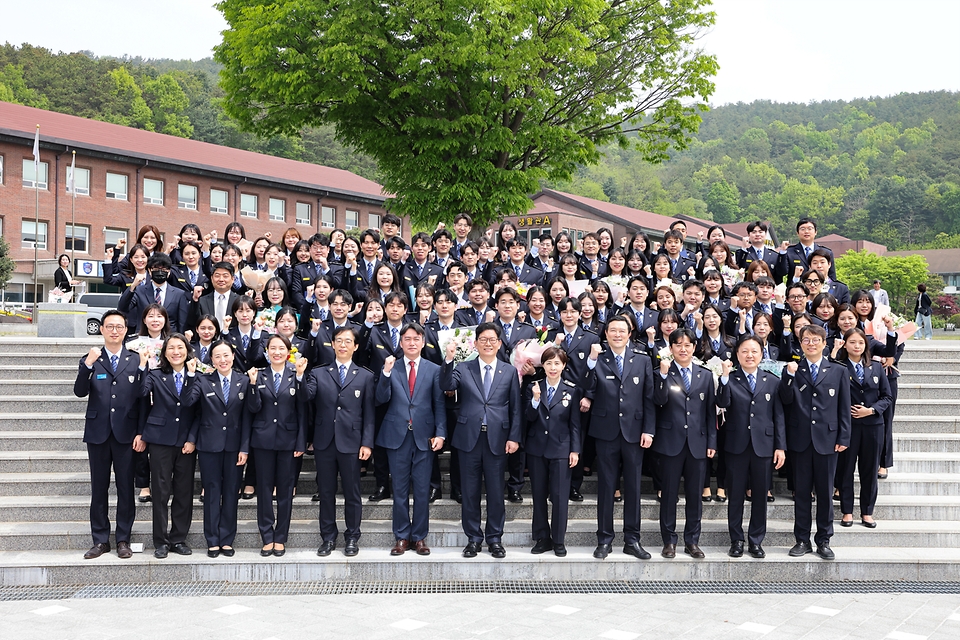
[0,0,958,106]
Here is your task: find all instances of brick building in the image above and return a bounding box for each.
[0,102,389,302]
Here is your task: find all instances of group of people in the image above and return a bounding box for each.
[73,212,907,562]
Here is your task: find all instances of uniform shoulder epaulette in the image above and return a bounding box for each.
[562,379,577,388]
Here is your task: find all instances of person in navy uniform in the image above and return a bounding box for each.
[74,309,142,560]
[376,323,447,556]
[139,333,197,559]
[584,315,656,560]
[777,217,836,284]
[779,324,851,560]
[290,233,344,309]
[118,252,191,334]
[183,340,254,558]
[242,334,307,557]
[301,326,375,557]
[525,347,582,557]
[440,322,522,559]
[716,336,786,559]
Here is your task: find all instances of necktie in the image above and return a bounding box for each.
[681,367,691,393]
[418,263,424,278]
[110,354,119,372]
[503,323,511,341]
[391,327,399,350]
[438,258,445,267]
[754,246,762,260]
[234,274,241,289]
[339,364,347,386]
[515,265,521,278]
[175,372,183,395]
[441,325,448,331]
[615,354,623,376]
[274,371,281,394]
[747,372,755,393]
[763,346,770,359]
[598,309,605,323]
[320,307,328,321]
[635,311,643,331]
[712,339,721,353]
[216,295,226,326]
[241,334,250,351]
[546,386,554,405]
[408,360,417,396]
[534,319,541,328]
[312,262,320,276]
[222,376,230,404]
[855,362,864,384]
[687,314,696,329]
[366,262,374,281]
[259,263,266,271]
[670,259,677,273]
[565,332,573,347]
[189,271,197,286]
[200,346,207,362]
[155,287,161,303]
[476,310,483,325]
[804,245,812,260]
[483,364,493,399]
[810,362,818,382]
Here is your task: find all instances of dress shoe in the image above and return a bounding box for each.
[199,493,204,503]
[368,486,391,502]
[788,540,813,557]
[613,492,623,503]
[138,493,152,503]
[207,548,221,558]
[816,543,835,560]
[840,517,854,527]
[117,541,133,559]
[344,538,360,556]
[832,491,840,502]
[489,543,506,558]
[684,544,705,559]
[861,518,877,529]
[767,493,775,502]
[661,544,676,559]
[748,543,766,558]
[154,545,169,559]
[878,469,888,480]
[554,544,567,557]
[429,487,441,503]
[728,541,744,558]
[312,493,320,502]
[715,492,727,503]
[414,540,431,556]
[317,540,336,557]
[261,545,275,557]
[507,490,523,503]
[702,493,712,503]
[531,538,554,555]
[462,541,480,558]
[220,546,235,557]
[451,489,463,504]
[84,543,110,559]
[593,543,612,559]
[171,542,192,556]
[583,467,593,477]
[242,489,255,500]
[390,539,409,556]
[273,546,285,557]
[570,488,584,502]
[623,541,652,560]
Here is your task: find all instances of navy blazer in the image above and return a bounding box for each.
[119,281,190,334]
[169,265,209,297]
[401,261,446,295]
[550,326,600,386]
[495,320,538,361]
[375,358,447,451]
[524,379,582,459]
[845,359,893,428]
[242,364,306,452]
[183,371,251,453]
[736,245,780,272]
[652,362,717,458]
[347,259,385,303]
[139,368,195,447]
[361,322,404,377]
[290,262,345,309]
[585,346,656,443]
[455,307,490,327]
[778,359,852,455]
[440,357,522,454]
[490,262,545,288]
[313,320,363,367]
[74,347,142,445]
[194,290,239,331]
[778,243,836,283]
[224,327,266,373]
[716,369,786,457]
[302,362,375,454]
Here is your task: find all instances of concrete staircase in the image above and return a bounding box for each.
[1,337,959,585]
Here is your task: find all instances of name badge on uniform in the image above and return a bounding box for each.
[799,385,807,392]
[355,389,361,398]
[290,388,296,396]
[96,374,107,380]
[606,375,615,379]
[258,385,266,389]
[828,388,835,397]
[206,392,215,397]
[699,392,705,401]
[671,386,682,393]
[128,375,135,384]
[765,393,771,401]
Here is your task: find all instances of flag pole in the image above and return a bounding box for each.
[70,150,77,284]
[32,125,40,323]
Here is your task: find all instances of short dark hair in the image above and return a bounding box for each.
[796,217,817,232]
[400,322,425,338]
[359,229,381,244]
[158,333,194,374]
[467,278,490,293]
[735,334,765,353]
[383,291,410,308]
[557,296,581,313]
[540,345,568,365]
[732,281,758,296]
[147,252,173,270]
[754,275,776,288]
[504,238,527,250]
[476,322,502,341]
[212,261,235,276]
[746,221,768,234]
[101,309,127,324]
[605,316,631,334]
[432,228,453,242]
[627,275,649,291]
[332,325,359,343]
[798,324,827,341]
[669,220,687,231]
[386,236,407,250]
[495,287,521,303]
[308,233,331,247]
[434,288,457,304]
[411,231,432,246]
[454,213,473,226]
[663,229,684,243]
[682,279,705,294]
[383,213,402,227]
[668,327,697,345]
[329,289,354,306]
[809,248,833,264]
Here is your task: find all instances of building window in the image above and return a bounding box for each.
[369,213,381,229]
[22,159,49,189]
[21,220,48,249]
[210,188,228,214]
[66,166,90,196]
[106,173,128,200]
[0,156,4,184]
[269,197,285,222]
[178,184,198,210]
[104,228,127,253]
[345,209,359,230]
[65,224,89,253]
[296,202,311,225]
[2,282,45,304]
[240,193,258,218]
[143,178,164,205]
[321,206,335,228]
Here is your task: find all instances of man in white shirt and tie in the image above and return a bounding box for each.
[196,263,238,333]
[736,221,777,271]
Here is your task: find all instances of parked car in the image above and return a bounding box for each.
[77,292,122,335]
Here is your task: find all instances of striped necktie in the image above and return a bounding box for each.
[274,371,282,394]
[175,372,183,395]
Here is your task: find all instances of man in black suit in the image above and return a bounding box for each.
[779,324,851,560]
[376,323,447,556]
[402,232,445,296]
[169,241,209,300]
[736,221,780,272]
[346,228,384,303]
[809,249,849,305]
[662,229,697,282]
[497,238,544,287]
[290,233,344,309]
[118,252,190,333]
[74,309,142,559]
[311,289,362,367]
[440,322,522,558]
[194,262,239,331]
[624,277,658,336]
[777,217,836,284]
[577,232,608,281]
[455,279,494,327]
[585,316,656,560]
[301,326,375,557]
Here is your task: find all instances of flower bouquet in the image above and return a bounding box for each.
[655,278,683,300]
[758,358,786,378]
[125,335,164,369]
[240,266,272,294]
[256,307,278,334]
[868,304,917,345]
[601,275,629,302]
[438,326,479,365]
[195,361,215,374]
[720,265,744,290]
[513,282,529,299]
[511,338,550,380]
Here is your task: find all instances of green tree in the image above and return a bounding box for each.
[99,67,153,130]
[143,73,193,137]
[0,236,15,291]
[836,250,929,313]
[704,179,740,223]
[214,0,718,228]
[0,63,49,108]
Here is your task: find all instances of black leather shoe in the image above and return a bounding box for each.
[368,486,391,502]
[312,493,320,502]
[317,541,336,557]
[661,544,676,559]
[623,541,651,560]
[452,489,462,504]
[767,493,775,502]
[242,490,255,500]
[531,539,553,554]
[429,487,441,503]
[171,542,192,556]
[861,518,878,529]
[462,541,480,558]
[220,546,235,557]
[117,541,133,559]
[702,494,712,503]
[728,541,744,558]
[840,517,854,527]
[261,546,275,557]
[84,542,110,559]
[816,543,835,560]
[489,543,506,558]
[207,548,220,558]
[684,544,705,559]
[507,490,523,503]
[570,488,584,502]
[593,543,612,559]
[138,493,152,503]
[613,493,623,503]
[154,545,169,559]
[273,546,285,557]
[554,544,567,557]
[344,538,360,556]
[789,541,813,557]
[748,543,765,559]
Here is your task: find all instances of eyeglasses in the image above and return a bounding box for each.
[788,294,807,301]
[102,324,126,332]
[800,338,823,345]
[803,279,822,286]
[476,337,499,344]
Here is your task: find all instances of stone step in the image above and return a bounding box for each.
[0,381,76,396]
[893,452,960,473]
[0,396,87,413]
[889,398,960,416]
[898,359,960,371]
[0,354,87,367]
[0,433,86,452]
[892,415,960,433]
[0,365,76,381]
[0,337,100,355]
[0,414,85,432]
[896,384,960,400]
[893,433,960,452]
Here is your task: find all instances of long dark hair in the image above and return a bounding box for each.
[138,303,170,338]
[158,333,194,374]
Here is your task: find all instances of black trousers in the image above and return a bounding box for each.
[148,443,196,548]
[254,448,298,544]
[134,449,150,490]
[528,453,571,544]
[595,433,644,546]
[431,405,460,494]
[458,432,507,544]
[724,448,772,545]
[881,376,898,468]
[315,442,362,541]
[659,442,707,546]
[506,449,526,493]
[705,418,727,490]
[839,425,883,517]
[571,414,593,491]
[87,433,135,545]
[242,449,257,489]
[791,445,838,546]
[372,403,391,489]
[197,450,242,548]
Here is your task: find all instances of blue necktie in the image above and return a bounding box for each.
[754,246,762,260]
[546,386,554,405]
[175,372,183,395]
[234,274,242,289]
[476,310,483,325]
[441,325,448,332]
[339,364,347,386]
[438,258,445,267]
[366,262,374,281]
[320,307,328,321]
[804,245,812,260]
[199,346,207,362]
[747,372,755,393]
[855,362,864,384]
[503,323,511,341]
[615,354,623,377]
[712,339,721,353]
[810,362,818,382]
[418,263,424,278]
[391,327,399,350]
[189,271,197,287]
[221,376,230,404]
[515,265,521,278]
[670,259,677,273]
[565,332,573,348]
[534,319,541,328]
[687,314,696,329]
[110,355,119,372]
[681,367,691,393]
[155,287,161,303]
[483,364,493,400]
[635,312,643,331]
[241,334,250,351]
[274,371,281,394]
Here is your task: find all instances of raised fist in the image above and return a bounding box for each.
[589,343,602,360]
[383,356,396,375]
[85,348,100,367]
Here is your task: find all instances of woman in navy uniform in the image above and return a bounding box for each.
[242,334,307,557]
[524,346,582,557]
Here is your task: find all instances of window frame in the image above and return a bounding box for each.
[178,183,198,210]
[345,209,360,230]
[296,202,311,226]
[105,172,128,200]
[21,219,48,250]
[22,159,49,190]
[66,166,90,196]
[210,188,228,214]
[103,228,128,253]
[143,178,164,205]
[240,193,258,218]
[64,224,90,253]
[269,197,286,222]
[321,205,336,229]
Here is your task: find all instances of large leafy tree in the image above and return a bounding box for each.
[214,0,717,227]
